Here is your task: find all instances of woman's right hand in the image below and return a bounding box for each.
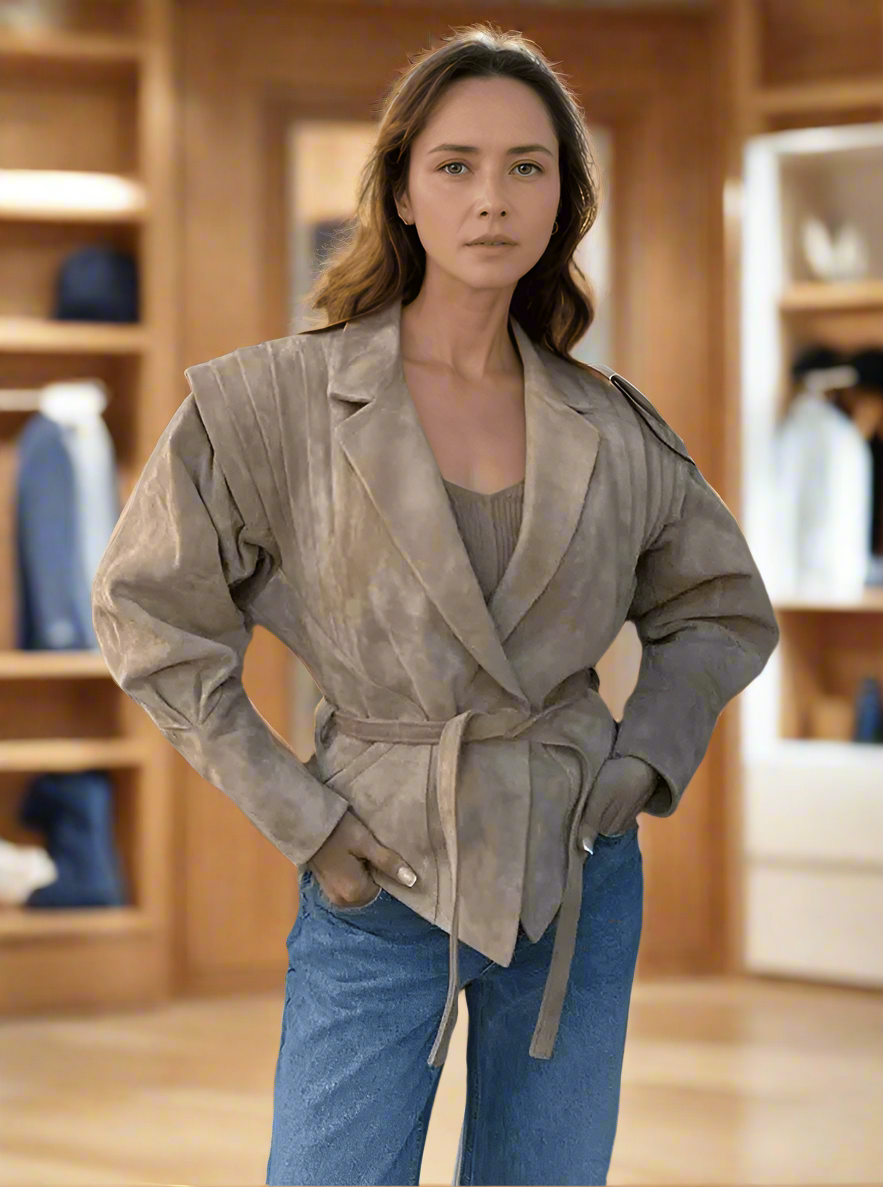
[305,808,418,908]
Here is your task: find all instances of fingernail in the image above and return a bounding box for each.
[582,839,594,854]
[398,865,417,886]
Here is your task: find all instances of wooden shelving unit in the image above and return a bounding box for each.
[0,0,179,1015]
[724,0,883,989]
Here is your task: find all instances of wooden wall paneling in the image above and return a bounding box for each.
[0,62,138,174]
[717,0,750,976]
[756,0,883,89]
[716,0,790,976]
[180,0,727,990]
[136,0,186,997]
[178,5,301,996]
[609,44,730,975]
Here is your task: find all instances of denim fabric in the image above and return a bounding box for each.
[18,771,127,907]
[16,414,95,650]
[266,825,643,1186]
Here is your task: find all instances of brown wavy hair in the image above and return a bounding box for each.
[301,21,602,364]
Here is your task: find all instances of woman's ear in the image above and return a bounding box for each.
[395,190,412,225]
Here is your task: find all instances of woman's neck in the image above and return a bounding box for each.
[400,288,521,384]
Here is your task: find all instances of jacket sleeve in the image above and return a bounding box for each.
[611,459,780,817]
[91,391,351,868]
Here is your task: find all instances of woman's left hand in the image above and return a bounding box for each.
[578,756,658,854]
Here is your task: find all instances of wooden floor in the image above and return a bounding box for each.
[1,974,881,1186]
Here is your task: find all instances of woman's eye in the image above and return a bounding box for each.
[439,161,542,176]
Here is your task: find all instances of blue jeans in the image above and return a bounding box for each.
[265,825,643,1186]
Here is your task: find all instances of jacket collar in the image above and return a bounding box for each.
[313,297,601,706]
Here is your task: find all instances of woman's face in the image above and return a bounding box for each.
[397,75,561,295]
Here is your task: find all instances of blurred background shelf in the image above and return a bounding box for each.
[779,279,883,313]
[0,28,143,69]
[0,317,149,354]
[0,167,148,224]
[772,588,883,611]
[0,738,149,772]
[0,651,110,679]
[755,78,883,118]
[0,904,153,941]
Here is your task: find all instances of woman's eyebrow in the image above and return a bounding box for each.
[427,142,554,157]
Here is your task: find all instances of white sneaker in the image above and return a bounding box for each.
[0,838,58,905]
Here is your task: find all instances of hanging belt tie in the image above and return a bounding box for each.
[327,669,599,1069]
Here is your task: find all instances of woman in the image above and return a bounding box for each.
[91,22,779,1187]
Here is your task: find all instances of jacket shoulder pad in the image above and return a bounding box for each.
[588,364,696,468]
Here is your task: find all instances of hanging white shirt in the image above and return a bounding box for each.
[774,389,872,599]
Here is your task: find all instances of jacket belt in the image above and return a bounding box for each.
[328,668,598,1069]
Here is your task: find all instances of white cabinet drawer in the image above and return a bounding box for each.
[743,741,883,864]
[744,861,883,986]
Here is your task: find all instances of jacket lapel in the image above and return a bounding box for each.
[314,298,601,705]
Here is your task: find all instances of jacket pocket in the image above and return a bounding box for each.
[314,879,387,913]
[596,822,640,841]
[324,739,395,791]
[326,743,436,911]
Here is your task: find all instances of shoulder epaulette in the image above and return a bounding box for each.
[589,364,696,468]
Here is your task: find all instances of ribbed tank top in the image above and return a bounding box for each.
[443,477,525,601]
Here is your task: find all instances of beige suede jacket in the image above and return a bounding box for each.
[91,296,780,1070]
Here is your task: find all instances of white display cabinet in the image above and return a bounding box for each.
[739,121,883,987]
